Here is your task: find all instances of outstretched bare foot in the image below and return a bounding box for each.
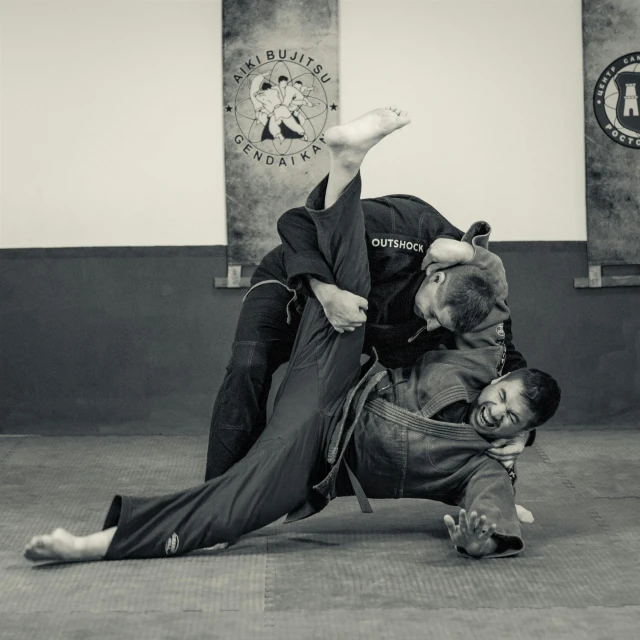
[24,528,87,563]
[324,106,411,165]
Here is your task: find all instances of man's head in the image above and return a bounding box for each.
[469,368,561,439]
[278,75,289,86]
[413,264,496,333]
[294,80,303,87]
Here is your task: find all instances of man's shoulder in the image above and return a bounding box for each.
[362,196,462,239]
[362,194,439,217]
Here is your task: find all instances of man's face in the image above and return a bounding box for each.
[413,272,453,331]
[468,375,536,439]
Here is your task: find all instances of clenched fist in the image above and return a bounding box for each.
[310,279,368,333]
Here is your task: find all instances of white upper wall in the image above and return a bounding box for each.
[0,0,585,248]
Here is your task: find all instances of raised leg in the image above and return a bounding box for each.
[324,106,410,208]
[23,106,412,563]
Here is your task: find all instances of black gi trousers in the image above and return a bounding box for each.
[103,174,370,559]
[204,282,300,481]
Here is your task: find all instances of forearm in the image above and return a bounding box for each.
[308,277,340,304]
[460,462,524,559]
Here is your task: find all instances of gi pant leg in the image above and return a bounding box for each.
[204,283,299,482]
[103,173,370,560]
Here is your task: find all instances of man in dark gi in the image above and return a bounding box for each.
[24,107,560,564]
[205,111,529,483]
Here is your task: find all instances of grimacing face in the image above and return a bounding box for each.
[468,374,536,439]
[413,272,454,331]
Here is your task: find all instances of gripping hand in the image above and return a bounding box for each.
[421,238,475,276]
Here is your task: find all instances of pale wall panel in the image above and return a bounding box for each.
[0,0,226,248]
[0,0,585,248]
[340,0,586,241]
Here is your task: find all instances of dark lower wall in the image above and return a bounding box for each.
[1,242,638,434]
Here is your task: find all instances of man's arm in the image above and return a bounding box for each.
[445,459,524,559]
[308,277,368,333]
[278,184,462,330]
[278,200,369,333]
[422,236,510,351]
[422,229,526,369]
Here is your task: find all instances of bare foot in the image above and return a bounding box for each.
[516,503,534,524]
[24,528,86,563]
[324,106,411,165]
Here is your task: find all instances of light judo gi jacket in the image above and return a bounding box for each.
[287,226,526,558]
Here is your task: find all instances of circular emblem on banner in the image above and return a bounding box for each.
[593,52,640,148]
[231,54,331,160]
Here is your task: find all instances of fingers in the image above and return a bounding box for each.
[425,262,447,277]
[443,514,457,540]
[476,523,497,541]
[458,509,468,536]
[332,322,363,333]
[466,511,497,539]
[355,296,369,310]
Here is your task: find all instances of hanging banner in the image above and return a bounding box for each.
[577,0,640,288]
[217,0,339,287]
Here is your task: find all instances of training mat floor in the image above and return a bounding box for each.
[1,430,639,640]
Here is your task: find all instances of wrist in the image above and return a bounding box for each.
[308,278,338,304]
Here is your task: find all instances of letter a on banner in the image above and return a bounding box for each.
[216,0,339,287]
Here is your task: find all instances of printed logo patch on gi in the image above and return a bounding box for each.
[369,234,425,254]
[165,532,180,556]
[496,323,505,338]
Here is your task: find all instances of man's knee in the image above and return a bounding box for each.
[211,341,271,432]
[224,341,273,391]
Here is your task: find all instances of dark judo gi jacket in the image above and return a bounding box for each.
[287,229,525,558]
[255,191,526,372]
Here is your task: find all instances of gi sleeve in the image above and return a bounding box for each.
[277,204,336,296]
[454,244,510,352]
[502,315,527,373]
[457,458,524,559]
[456,221,528,369]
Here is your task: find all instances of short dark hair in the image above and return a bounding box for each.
[508,368,561,429]
[278,75,288,82]
[436,264,496,333]
[294,80,302,86]
[261,82,272,90]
